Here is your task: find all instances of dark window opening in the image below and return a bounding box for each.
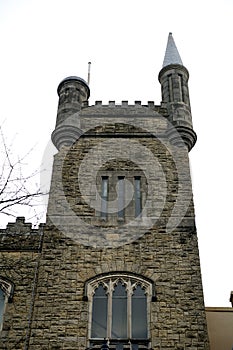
[0,289,5,328]
[134,177,142,217]
[101,176,109,219]
[91,284,108,338]
[118,176,125,219]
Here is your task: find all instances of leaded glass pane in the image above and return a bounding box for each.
[134,177,141,217]
[118,176,125,219]
[132,345,138,350]
[0,289,5,326]
[112,282,127,338]
[91,285,107,338]
[101,177,108,219]
[132,285,147,338]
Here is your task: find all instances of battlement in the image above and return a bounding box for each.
[82,100,164,110]
[0,217,44,252]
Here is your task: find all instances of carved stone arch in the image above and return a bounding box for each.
[111,276,127,287]
[92,280,109,296]
[0,276,14,303]
[131,280,147,294]
[83,271,156,301]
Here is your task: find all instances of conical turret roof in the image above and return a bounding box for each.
[162,33,183,67]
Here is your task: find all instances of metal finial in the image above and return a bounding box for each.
[87,61,91,85]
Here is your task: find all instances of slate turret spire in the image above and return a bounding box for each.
[159,33,197,151]
[162,32,183,67]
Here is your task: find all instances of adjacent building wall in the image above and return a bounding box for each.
[206,307,233,350]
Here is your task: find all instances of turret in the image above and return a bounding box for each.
[159,33,197,151]
[51,76,90,150]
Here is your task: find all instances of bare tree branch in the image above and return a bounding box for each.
[0,126,47,226]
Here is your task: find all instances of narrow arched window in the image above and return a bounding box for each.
[0,277,14,331]
[117,177,125,219]
[134,176,142,217]
[86,273,153,348]
[132,285,147,339]
[91,284,108,338]
[112,282,127,338]
[101,176,108,219]
[0,289,5,330]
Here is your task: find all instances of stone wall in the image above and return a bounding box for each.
[28,103,209,349]
[0,103,209,349]
[0,217,44,349]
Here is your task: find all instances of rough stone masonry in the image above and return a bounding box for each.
[0,34,209,349]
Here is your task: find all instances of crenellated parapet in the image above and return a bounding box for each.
[84,100,161,109]
[51,34,197,153]
[0,217,44,252]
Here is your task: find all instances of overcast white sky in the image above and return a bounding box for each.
[0,0,233,307]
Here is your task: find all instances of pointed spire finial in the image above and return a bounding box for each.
[162,33,183,68]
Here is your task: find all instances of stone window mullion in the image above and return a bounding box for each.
[127,280,133,340]
[88,289,94,341]
[108,279,113,338]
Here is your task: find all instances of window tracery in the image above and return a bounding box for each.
[86,273,153,348]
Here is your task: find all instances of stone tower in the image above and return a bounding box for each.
[0,34,209,349]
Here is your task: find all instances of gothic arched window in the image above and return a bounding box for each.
[0,277,14,331]
[86,273,154,348]
[0,288,5,330]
